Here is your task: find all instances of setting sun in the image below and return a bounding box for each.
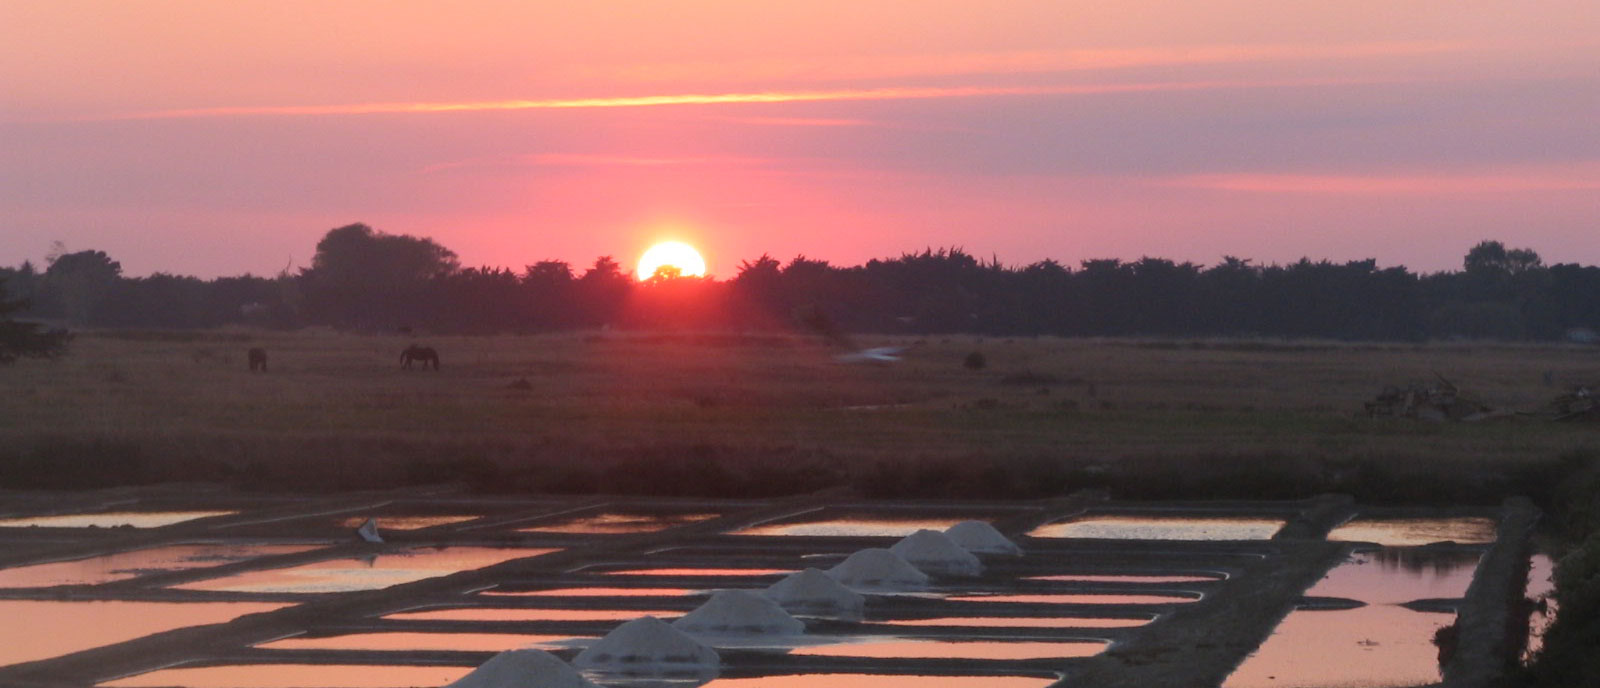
[636,241,707,281]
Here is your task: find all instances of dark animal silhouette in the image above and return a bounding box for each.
[400,345,440,370]
[247,347,268,372]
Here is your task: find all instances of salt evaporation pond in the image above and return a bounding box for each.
[947,592,1199,605]
[791,638,1109,660]
[1024,573,1223,584]
[0,511,236,529]
[603,568,795,577]
[0,543,320,587]
[1029,515,1285,540]
[520,512,719,534]
[384,607,682,622]
[1327,517,1498,546]
[1523,553,1557,662]
[735,517,966,537]
[1,600,286,668]
[98,663,472,688]
[484,586,694,597]
[337,515,478,530]
[702,675,1054,688]
[257,632,591,652]
[1223,548,1478,688]
[175,547,554,593]
[882,615,1153,628]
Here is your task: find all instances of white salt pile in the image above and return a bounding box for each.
[945,520,1024,556]
[889,529,984,577]
[572,616,719,678]
[355,517,383,543]
[826,548,929,590]
[446,648,598,688]
[671,589,806,636]
[763,567,866,621]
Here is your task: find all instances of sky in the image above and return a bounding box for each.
[2,1,1596,278]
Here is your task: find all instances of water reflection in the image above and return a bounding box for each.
[946,593,1197,605]
[0,511,236,529]
[0,544,320,588]
[98,663,470,688]
[791,639,1107,660]
[1307,549,1481,605]
[734,518,966,537]
[1222,606,1453,688]
[1523,554,1556,662]
[1024,574,1222,584]
[384,607,681,622]
[1,600,285,668]
[257,631,590,652]
[1028,516,1284,541]
[882,615,1152,628]
[703,676,1053,688]
[1327,517,1498,546]
[484,587,694,597]
[175,547,554,593]
[520,512,719,534]
[337,515,478,530]
[604,568,794,577]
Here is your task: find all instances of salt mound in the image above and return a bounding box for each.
[763,568,865,621]
[572,616,719,678]
[672,589,805,636]
[355,517,383,543]
[889,529,983,577]
[446,648,598,688]
[826,548,929,590]
[945,520,1023,556]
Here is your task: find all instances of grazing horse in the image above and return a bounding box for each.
[247,347,268,372]
[400,345,440,370]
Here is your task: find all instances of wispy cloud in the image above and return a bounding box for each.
[1167,168,1600,194]
[420,153,782,174]
[94,78,1391,121]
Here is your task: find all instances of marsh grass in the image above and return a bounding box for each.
[1,331,1595,501]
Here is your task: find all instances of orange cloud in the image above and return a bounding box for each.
[95,78,1390,121]
[421,153,780,174]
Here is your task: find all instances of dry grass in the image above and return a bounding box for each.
[2,330,1596,499]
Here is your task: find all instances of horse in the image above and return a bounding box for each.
[247,347,268,372]
[400,345,440,370]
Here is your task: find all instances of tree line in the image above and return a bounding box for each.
[4,223,1599,343]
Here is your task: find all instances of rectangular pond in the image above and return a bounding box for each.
[1028,515,1285,541]
[518,512,720,534]
[0,543,322,588]
[99,663,471,688]
[256,631,592,652]
[1,600,286,668]
[174,547,555,594]
[0,511,236,529]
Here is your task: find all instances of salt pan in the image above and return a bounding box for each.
[572,616,719,679]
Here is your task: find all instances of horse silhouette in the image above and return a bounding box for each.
[400,345,440,370]
[247,347,268,372]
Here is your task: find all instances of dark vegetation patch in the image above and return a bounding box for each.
[1517,449,1600,686]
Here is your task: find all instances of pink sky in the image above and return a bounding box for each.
[2,1,1596,277]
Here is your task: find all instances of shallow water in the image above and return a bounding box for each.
[1023,573,1223,584]
[0,543,320,588]
[519,512,719,534]
[881,615,1153,628]
[337,515,478,530]
[790,638,1108,660]
[383,607,681,622]
[1523,553,1556,662]
[1327,517,1498,546]
[256,631,590,652]
[1027,515,1285,541]
[734,518,968,537]
[603,568,795,577]
[1222,606,1454,688]
[98,663,471,688]
[946,592,1198,605]
[1306,549,1481,605]
[0,600,286,668]
[703,676,1053,688]
[484,586,695,597]
[0,511,236,529]
[174,547,554,593]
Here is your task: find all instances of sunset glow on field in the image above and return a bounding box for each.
[2,2,1596,277]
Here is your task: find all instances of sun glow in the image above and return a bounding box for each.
[636,241,707,281]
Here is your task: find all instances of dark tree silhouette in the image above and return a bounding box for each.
[0,276,70,364]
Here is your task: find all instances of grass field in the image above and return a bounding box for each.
[2,329,1596,502]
